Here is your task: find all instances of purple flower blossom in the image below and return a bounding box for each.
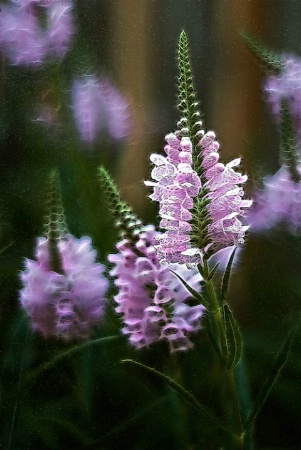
[264,55,301,146]
[108,224,205,352]
[249,165,301,233]
[47,2,75,58]
[145,130,251,266]
[199,131,252,252]
[71,76,103,143]
[20,235,109,340]
[0,0,74,66]
[0,4,46,65]
[71,76,131,144]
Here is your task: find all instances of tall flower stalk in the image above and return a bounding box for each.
[144,31,253,448]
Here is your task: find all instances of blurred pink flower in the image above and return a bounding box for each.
[20,235,109,340]
[0,0,74,65]
[71,75,131,144]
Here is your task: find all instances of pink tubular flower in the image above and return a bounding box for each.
[108,224,205,353]
[145,134,202,265]
[264,55,301,146]
[71,76,131,144]
[199,131,252,252]
[249,165,301,233]
[145,129,251,266]
[20,235,109,340]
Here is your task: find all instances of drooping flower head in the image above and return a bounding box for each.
[145,31,252,267]
[100,167,205,353]
[19,171,108,340]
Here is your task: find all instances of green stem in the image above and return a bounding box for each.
[202,260,243,448]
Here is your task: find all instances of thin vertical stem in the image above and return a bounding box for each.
[202,259,243,449]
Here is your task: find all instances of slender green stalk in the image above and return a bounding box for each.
[202,260,243,448]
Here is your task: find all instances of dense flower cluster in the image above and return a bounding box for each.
[108,224,205,352]
[198,131,252,252]
[71,76,131,143]
[146,130,251,265]
[0,0,74,65]
[249,165,301,233]
[20,235,109,340]
[264,55,301,145]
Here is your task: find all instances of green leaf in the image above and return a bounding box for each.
[208,261,220,280]
[85,395,170,448]
[220,247,237,305]
[242,320,299,435]
[240,31,285,73]
[121,359,227,432]
[223,304,242,370]
[170,269,207,308]
[23,335,121,389]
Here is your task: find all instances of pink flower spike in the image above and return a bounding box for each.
[108,224,205,352]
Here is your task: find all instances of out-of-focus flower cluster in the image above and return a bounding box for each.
[264,55,301,146]
[71,76,131,144]
[0,0,74,65]
[146,128,251,266]
[108,224,205,352]
[20,235,108,340]
[249,166,301,233]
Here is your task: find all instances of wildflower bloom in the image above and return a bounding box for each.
[71,76,131,144]
[0,0,74,66]
[145,129,251,266]
[46,2,75,58]
[108,224,205,352]
[264,55,301,145]
[0,4,46,65]
[199,131,252,252]
[20,235,109,340]
[249,165,301,233]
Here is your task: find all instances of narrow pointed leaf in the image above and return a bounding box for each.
[208,261,220,280]
[121,359,227,431]
[223,304,242,370]
[220,247,237,305]
[243,321,298,434]
[23,335,121,388]
[170,269,207,307]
